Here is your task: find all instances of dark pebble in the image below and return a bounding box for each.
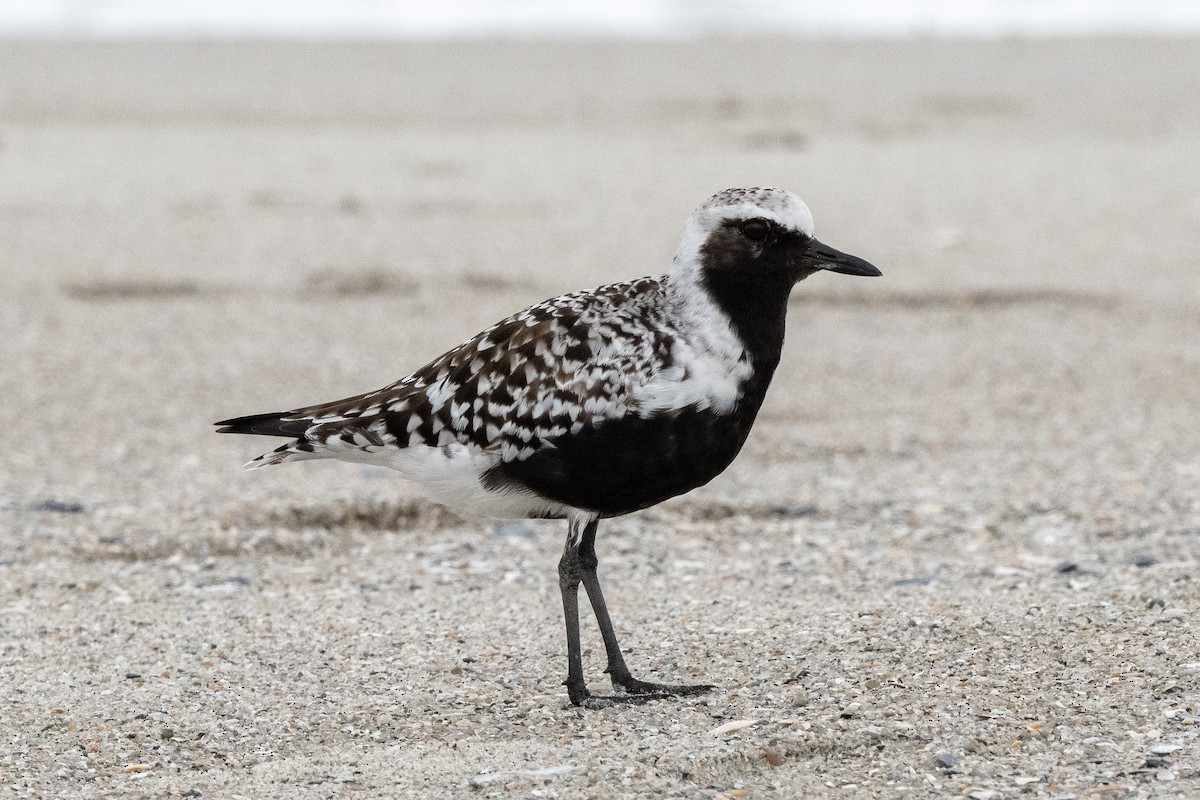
[184,791,202,798]
[891,577,933,587]
[194,576,250,589]
[935,752,960,771]
[30,498,85,514]
[1054,561,1079,574]
[765,502,819,518]
[1147,598,1166,609]
[1144,757,1170,769]
[1129,554,1159,568]
[125,673,142,679]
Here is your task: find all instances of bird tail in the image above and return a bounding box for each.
[214,412,320,469]
[215,412,312,437]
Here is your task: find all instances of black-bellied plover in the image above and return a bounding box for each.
[216,187,880,706]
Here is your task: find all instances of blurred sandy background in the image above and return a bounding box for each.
[2,38,1199,798]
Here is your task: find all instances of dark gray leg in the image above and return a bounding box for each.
[557,519,590,706]
[557,517,713,707]
[576,520,713,698]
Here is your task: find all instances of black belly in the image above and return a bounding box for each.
[484,402,763,517]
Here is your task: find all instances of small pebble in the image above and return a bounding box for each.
[711,719,759,737]
[1151,609,1186,624]
[30,498,85,513]
[123,764,151,774]
[765,502,818,518]
[935,753,959,770]
[468,765,574,786]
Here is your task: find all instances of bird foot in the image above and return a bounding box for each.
[611,675,715,698]
[566,676,714,707]
[577,691,669,709]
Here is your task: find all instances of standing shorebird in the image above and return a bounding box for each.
[216,187,880,706]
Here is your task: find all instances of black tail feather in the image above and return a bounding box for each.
[215,412,312,438]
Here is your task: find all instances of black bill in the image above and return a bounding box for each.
[805,239,882,277]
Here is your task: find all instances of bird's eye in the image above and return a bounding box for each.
[740,218,771,242]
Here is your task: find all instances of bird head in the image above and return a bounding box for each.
[672,187,881,287]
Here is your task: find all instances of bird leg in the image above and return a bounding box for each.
[557,522,592,706]
[558,517,714,707]
[577,519,714,698]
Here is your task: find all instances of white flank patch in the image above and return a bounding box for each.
[259,433,564,518]
[373,443,566,519]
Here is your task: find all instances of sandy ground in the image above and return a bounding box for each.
[2,37,1199,798]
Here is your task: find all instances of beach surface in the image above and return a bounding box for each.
[2,38,1199,798]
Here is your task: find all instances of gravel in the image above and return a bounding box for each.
[2,36,1199,799]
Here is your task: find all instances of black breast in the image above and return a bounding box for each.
[483,371,776,517]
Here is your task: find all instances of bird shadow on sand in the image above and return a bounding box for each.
[63,495,841,564]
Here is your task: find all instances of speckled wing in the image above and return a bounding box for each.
[250,277,674,468]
